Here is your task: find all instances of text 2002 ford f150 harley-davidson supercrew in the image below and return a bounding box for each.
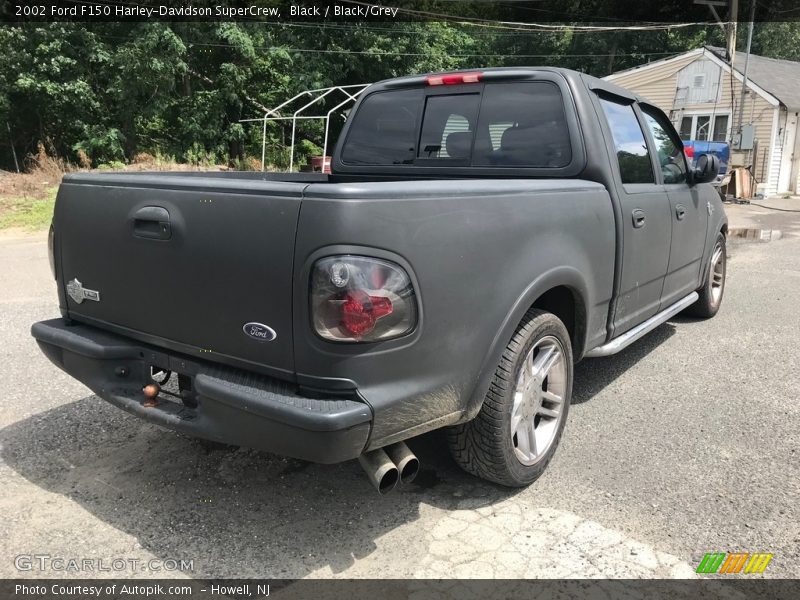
[33,68,727,493]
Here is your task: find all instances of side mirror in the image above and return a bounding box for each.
[692,153,720,184]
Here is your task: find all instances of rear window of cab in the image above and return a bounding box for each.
[341,81,572,168]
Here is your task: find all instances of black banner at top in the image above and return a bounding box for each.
[2,0,800,24]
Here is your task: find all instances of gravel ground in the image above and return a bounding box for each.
[0,200,798,580]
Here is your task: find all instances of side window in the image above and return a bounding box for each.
[599,98,654,184]
[642,108,688,184]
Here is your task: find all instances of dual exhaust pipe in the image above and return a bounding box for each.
[358,441,419,494]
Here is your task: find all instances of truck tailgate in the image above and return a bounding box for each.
[55,174,305,377]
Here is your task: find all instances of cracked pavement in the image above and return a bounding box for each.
[1,198,798,580]
[413,503,695,578]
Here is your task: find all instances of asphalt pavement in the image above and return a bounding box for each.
[0,200,798,581]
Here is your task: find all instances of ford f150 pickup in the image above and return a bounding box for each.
[32,68,727,493]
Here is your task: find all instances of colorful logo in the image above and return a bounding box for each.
[696,552,773,574]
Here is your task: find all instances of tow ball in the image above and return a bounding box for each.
[142,383,160,407]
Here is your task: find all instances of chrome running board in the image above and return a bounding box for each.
[585,292,699,358]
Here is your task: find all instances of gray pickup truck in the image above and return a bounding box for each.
[32,68,727,493]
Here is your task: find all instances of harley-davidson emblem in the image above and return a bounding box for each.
[242,322,277,342]
[66,278,100,304]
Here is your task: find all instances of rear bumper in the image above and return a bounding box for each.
[31,318,372,464]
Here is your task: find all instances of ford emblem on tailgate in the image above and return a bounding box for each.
[242,322,277,342]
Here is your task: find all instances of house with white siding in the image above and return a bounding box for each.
[604,46,800,196]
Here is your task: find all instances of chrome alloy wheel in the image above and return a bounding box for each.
[710,241,725,304]
[510,335,567,466]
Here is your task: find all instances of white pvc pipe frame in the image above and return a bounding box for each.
[239,84,369,172]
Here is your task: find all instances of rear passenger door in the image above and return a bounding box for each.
[640,105,708,308]
[597,95,672,336]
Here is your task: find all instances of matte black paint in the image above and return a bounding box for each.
[54,175,304,379]
[295,180,615,447]
[33,68,727,461]
[31,319,371,463]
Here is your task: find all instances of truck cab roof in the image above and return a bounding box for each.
[368,66,645,103]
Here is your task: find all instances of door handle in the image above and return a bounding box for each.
[632,209,646,229]
[133,206,171,240]
[675,204,687,221]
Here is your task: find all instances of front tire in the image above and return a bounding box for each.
[447,309,573,487]
[685,232,726,318]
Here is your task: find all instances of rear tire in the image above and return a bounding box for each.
[447,309,573,487]
[685,232,726,318]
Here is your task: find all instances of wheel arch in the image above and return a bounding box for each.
[700,217,728,286]
[463,267,589,422]
[530,286,586,359]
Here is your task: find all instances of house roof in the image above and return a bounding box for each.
[705,46,800,109]
[605,46,800,109]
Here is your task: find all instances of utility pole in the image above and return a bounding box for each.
[727,0,738,65]
[737,1,756,133]
[695,1,738,61]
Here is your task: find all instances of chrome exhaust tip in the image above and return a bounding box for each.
[385,441,420,485]
[358,448,399,494]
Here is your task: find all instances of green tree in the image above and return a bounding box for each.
[0,16,796,173]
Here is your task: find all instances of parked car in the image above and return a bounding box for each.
[32,68,727,493]
[684,140,730,180]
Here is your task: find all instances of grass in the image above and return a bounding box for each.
[0,151,239,233]
[0,187,57,231]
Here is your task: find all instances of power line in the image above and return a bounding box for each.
[339,0,731,33]
[251,17,709,37]
[494,1,665,25]
[253,20,671,38]
[94,33,687,59]
[215,47,683,59]
[261,19,713,37]
[60,0,726,36]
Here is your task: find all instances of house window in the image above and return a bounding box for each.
[696,116,711,141]
[679,117,693,139]
[677,114,729,142]
[713,115,729,142]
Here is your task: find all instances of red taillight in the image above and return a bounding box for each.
[311,256,417,343]
[684,144,694,158]
[426,72,483,86]
[341,289,394,336]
